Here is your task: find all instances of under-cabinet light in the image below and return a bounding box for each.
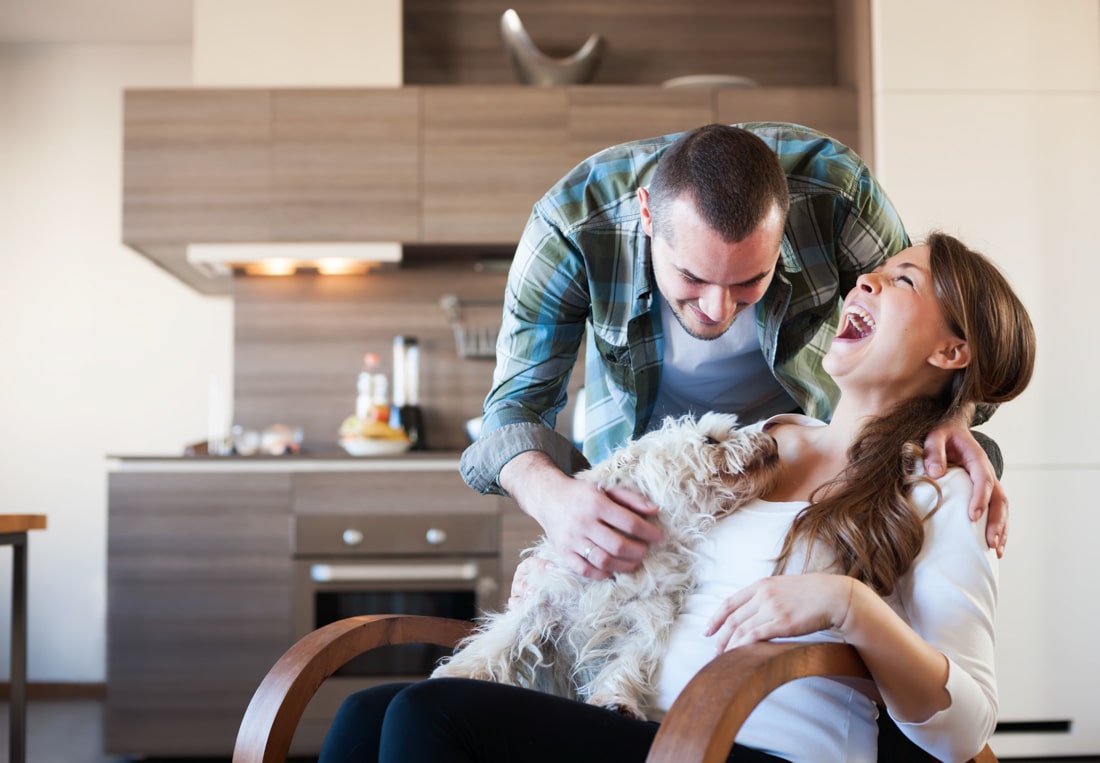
[187,242,402,277]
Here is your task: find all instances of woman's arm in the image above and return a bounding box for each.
[706,575,954,720]
[706,469,997,761]
[884,469,999,759]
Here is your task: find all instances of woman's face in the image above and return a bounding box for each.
[824,245,968,401]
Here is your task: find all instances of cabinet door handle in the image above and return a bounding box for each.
[310,562,479,583]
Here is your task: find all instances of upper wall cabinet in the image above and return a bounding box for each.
[271,90,421,242]
[421,88,569,244]
[124,89,420,246]
[124,89,273,244]
[121,1,872,293]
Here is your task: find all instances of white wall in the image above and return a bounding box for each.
[0,43,232,681]
[873,0,1100,755]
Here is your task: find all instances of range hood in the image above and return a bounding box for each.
[186,242,403,278]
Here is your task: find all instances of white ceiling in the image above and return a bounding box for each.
[0,0,192,43]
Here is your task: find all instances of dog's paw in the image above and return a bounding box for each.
[431,661,495,682]
[429,662,466,680]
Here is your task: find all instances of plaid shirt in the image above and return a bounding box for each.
[460,123,909,495]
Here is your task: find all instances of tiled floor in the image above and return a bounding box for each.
[0,699,322,763]
[0,699,126,763]
[1,699,1097,763]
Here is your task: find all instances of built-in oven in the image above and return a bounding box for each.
[291,512,501,745]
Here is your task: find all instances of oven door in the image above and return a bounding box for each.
[293,555,499,679]
[289,511,502,748]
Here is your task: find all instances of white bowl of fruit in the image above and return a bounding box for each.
[338,416,411,456]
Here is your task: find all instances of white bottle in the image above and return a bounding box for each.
[356,353,381,421]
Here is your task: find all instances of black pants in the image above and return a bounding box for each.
[317,678,791,763]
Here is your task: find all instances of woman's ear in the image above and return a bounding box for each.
[928,340,971,371]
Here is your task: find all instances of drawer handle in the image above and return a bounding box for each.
[310,562,479,583]
[425,527,447,545]
[342,528,364,547]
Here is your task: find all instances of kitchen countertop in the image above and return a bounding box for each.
[106,450,464,473]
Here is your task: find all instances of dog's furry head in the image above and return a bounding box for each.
[579,412,780,523]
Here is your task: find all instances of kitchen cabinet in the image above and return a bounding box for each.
[122,85,864,293]
[714,88,861,156]
[123,89,273,244]
[105,460,541,758]
[565,87,715,163]
[105,472,293,757]
[122,88,420,246]
[421,87,569,244]
[271,89,420,242]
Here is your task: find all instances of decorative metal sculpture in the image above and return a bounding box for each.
[500,8,604,86]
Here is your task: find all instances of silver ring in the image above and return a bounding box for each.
[582,545,594,562]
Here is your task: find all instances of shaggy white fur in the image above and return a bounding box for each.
[431,412,780,719]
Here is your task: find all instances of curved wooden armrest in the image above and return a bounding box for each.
[645,641,997,763]
[232,614,474,763]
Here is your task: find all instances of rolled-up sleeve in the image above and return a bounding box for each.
[459,206,591,495]
[460,422,590,495]
[891,468,999,761]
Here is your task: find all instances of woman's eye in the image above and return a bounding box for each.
[895,275,914,287]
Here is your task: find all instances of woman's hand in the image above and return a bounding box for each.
[704,574,854,653]
[923,419,1007,557]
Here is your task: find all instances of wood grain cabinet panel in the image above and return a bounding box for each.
[123,89,272,244]
[421,87,570,244]
[292,470,493,516]
[715,87,862,157]
[271,89,421,242]
[566,86,716,165]
[106,472,293,757]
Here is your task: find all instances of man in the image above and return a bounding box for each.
[461,123,1006,578]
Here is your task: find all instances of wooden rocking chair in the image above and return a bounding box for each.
[232,614,997,763]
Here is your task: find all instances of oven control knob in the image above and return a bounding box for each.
[342,528,364,547]
[425,527,447,545]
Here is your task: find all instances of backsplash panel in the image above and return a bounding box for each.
[232,255,583,452]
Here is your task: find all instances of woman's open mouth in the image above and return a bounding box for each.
[836,304,876,340]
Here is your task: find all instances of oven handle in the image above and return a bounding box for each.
[309,561,482,584]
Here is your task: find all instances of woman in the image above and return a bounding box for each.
[320,232,1035,763]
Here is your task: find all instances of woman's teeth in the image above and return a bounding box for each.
[840,305,876,339]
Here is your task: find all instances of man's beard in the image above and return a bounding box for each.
[668,300,744,341]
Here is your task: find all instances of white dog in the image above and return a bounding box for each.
[431,412,780,719]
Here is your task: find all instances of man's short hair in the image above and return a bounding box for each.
[647,124,791,243]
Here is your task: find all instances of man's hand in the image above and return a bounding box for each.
[923,421,1007,557]
[500,451,663,579]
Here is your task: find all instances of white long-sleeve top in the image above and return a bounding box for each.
[651,415,999,763]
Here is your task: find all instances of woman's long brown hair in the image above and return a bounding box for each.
[773,233,1037,595]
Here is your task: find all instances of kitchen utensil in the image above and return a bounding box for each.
[392,335,425,449]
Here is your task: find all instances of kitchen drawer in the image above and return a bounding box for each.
[294,512,498,556]
[291,470,490,515]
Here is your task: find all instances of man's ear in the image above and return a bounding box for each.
[637,187,654,237]
[928,340,971,371]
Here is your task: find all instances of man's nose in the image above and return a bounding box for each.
[698,286,735,321]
